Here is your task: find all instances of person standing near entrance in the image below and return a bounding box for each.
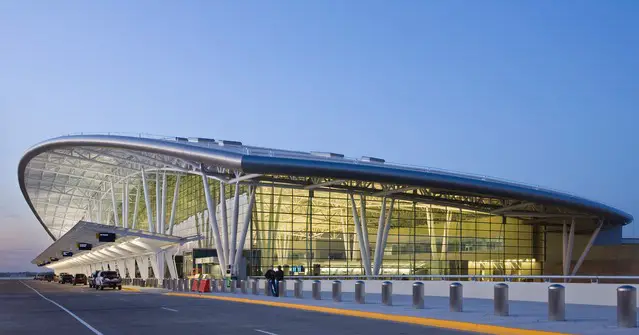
[274,266,284,297]
[264,268,276,296]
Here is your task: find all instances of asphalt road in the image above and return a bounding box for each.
[0,279,474,335]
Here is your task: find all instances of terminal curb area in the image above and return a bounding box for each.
[164,292,568,335]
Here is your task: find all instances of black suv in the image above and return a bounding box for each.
[60,273,74,284]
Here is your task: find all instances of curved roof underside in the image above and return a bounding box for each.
[19,134,633,240]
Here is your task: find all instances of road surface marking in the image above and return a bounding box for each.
[166,292,567,335]
[255,329,279,335]
[20,281,104,335]
[161,307,178,312]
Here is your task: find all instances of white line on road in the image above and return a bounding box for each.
[20,281,103,335]
[161,307,178,312]
[254,329,279,335]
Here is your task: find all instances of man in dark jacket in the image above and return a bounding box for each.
[274,266,284,297]
[264,268,276,296]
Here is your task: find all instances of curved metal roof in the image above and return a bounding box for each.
[18,134,633,239]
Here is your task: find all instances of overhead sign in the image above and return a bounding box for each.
[49,257,59,262]
[97,232,116,242]
[77,242,92,250]
[62,251,73,257]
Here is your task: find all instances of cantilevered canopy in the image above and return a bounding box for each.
[19,134,633,240]
[31,221,191,267]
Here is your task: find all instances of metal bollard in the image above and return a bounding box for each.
[230,279,237,293]
[241,280,248,294]
[617,285,637,328]
[548,284,565,321]
[252,279,259,295]
[449,282,463,312]
[172,279,177,291]
[279,280,287,297]
[312,280,321,300]
[332,280,342,302]
[412,282,424,309]
[219,279,226,293]
[264,280,272,296]
[381,281,392,306]
[355,280,365,304]
[494,283,509,316]
[294,279,303,298]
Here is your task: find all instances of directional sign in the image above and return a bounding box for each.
[62,251,73,257]
[49,257,59,262]
[77,242,92,250]
[97,232,116,242]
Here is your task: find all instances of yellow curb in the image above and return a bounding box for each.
[165,292,568,335]
[121,286,141,292]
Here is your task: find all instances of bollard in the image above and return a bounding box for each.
[412,282,424,309]
[617,285,637,328]
[219,279,226,293]
[230,279,237,293]
[355,280,365,304]
[212,279,219,292]
[279,280,287,297]
[241,280,248,294]
[312,280,321,300]
[264,280,272,296]
[294,279,303,298]
[449,282,463,312]
[548,284,565,321]
[171,279,177,291]
[381,281,392,306]
[494,283,509,316]
[252,279,259,295]
[332,280,342,302]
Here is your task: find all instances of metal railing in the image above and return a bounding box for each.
[248,274,639,284]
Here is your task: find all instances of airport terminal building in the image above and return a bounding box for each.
[20,134,633,280]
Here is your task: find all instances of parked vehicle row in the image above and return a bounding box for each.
[33,272,90,286]
[35,271,122,291]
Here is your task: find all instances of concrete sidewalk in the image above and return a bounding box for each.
[165,288,637,335]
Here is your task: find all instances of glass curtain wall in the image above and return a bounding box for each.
[145,174,543,279]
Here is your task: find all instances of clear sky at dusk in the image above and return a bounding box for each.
[0,1,637,271]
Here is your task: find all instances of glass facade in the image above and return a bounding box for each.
[123,174,544,279]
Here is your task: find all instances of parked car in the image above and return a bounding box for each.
[94,271,122,290]
[43,273,54,282]
[34,274,43,280]
[73,273,88,286]
[59,273,74,284]
[88,271,100,288]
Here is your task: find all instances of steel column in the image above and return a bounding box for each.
[373,197,387,275]
[168,175,181,235]
[155,172,161,233]
[219,182,230,266]
[160,172,167,234]
[233,187,256,274]
[132,186,140,229]
[360,197,370,261]
[571,220,604,276]
[564,218,576,279]
[349,194,371,275]
[141,168,154,233]
[110,178,119,226]
[376,198,395,275]
[229,182,241,269]
[202,173,227,274]
[123,181,128,228]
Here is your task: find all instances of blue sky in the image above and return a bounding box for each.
[1,1,637,271]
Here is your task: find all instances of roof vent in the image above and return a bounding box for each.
[197,137,215,143]
[217,140,243,147]
[175,137,189,142]
[361,156,385,163]
[311,151,345,159]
